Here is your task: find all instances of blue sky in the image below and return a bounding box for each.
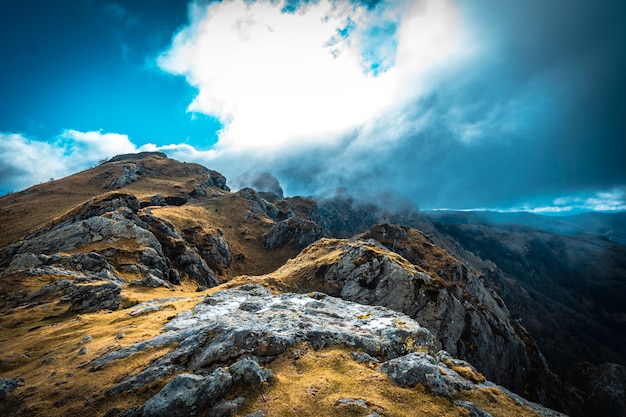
[1,0,625,213]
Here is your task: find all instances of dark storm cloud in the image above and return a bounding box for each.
[257,0,626,209]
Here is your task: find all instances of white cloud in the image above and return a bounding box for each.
[0,130,138,194]
[506,188,626,214]
[61,129,137,161]
[158,0,462,155]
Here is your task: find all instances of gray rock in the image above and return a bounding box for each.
[182,226,232,274]
[378,352,451,397]
[195,368,233,410]
[99,284,434,392]
[201,168,230,191]
[336,398,368,408]
[243,412,267,417]
[230,358,274,386]
[352,351,379,365]
[149,194,165,206]
[299,236,552,403]
[453,400,494,417]
[109,163,140,188]
[209,397,244,417]
[142,373,205,417]
[140,214,217,287]
[131,274,172,289]
[70,282,121,313]
[0,377,24,397]
[78,347,89,355]
[316,239,423,313]
[264,216,326,250]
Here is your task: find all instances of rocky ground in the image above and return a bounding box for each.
[0,152,621,416]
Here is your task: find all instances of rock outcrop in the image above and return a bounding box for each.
[0,192,220,291]
[94,284,564,417]
[278,236,554,404]
[264,216,326,250]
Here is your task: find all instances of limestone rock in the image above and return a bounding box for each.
[298,236,553,404]
[378,352,454,397]
[140,214,217,286]
[233,188,278,220]
[96,284,435,393]
[209,397,245,417]
[230,358,274,386]
[453,400,494,417]
[182,226,232,274]
[109,163,140,188]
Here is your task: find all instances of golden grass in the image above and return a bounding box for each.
[0,154,216,248]
[237,345,466,417]
[0,280,204,417]
[152,199,299,280]
[235,344,542,417]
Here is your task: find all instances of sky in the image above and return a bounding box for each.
[1,0,625,213]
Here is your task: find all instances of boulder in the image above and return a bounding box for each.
[141,373,205,417]
[230,358,274,386]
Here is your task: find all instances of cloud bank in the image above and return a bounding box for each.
[2,0,624,216]
[155,0,626,210]
[0,130,137,193]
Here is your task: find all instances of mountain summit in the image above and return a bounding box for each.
[0,152,623,417]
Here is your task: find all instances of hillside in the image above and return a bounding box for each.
[0,152,621,416]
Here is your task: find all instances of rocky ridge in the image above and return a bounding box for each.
[92,284,564,417]
[0,152,581,416]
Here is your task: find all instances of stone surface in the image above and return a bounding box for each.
[69,282,121,313]
[95,284,435,393]
[0,377,24,398]
[295,236,553,404]
[264,216,326,250]
[230,358,274,386]
[141,373,205,417]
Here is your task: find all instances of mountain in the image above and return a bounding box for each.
[425,210,626,247]
[0,152,621,416]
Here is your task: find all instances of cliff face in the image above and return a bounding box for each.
[0,152,609,416]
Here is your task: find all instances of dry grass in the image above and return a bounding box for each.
[0,280,204,417]
[236,344,541,417]
[152,198,300,279]
[0,154,215,248]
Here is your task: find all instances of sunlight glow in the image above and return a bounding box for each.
[158,0,461,155]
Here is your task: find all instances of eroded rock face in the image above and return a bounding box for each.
[264,216,326,250]
[182,226,232,274]
[69,282,121,313]
[0,192,221,292]
[290,237,553,405]
[140,214,218,287]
